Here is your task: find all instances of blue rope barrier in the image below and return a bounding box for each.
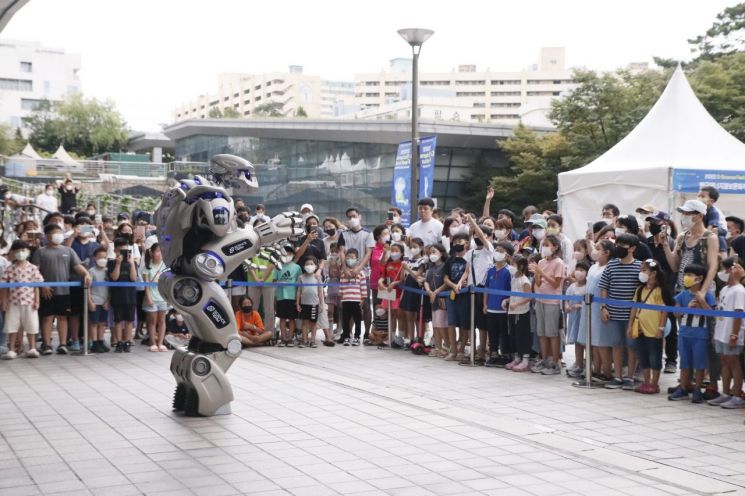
[593,296,745,319]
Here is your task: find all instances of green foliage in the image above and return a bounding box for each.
[254,101,285,117]
[208,107,223,118]
[0,124,24,156]
[222,107,241,118]
[295,106,308,117]
[24,93,128,158]
[689,3,745,59]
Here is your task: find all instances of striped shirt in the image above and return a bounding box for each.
[339,272,368,302]
[598,258,641,321]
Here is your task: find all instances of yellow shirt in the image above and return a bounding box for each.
[636,287,665,338]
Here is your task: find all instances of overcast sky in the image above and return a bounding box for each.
[1,0,736,131]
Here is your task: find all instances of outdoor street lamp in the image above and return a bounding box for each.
[398,28,434,225]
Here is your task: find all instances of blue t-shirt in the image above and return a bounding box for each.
[674,290,716,339]
[484,265,511,312]
[272,263,302,301]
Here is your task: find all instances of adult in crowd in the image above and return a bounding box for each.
[337,207,375,339]
[58,177,80,214]
[408,198,443,247]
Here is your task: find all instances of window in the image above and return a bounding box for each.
[491,91,521,96]
[224,96,229,101]
[491,80,520,85]
[385,81,407,86]
[244,88,250,94]
[20,61,32,73]
[527,91,556,96]
[244,110,251,116]
[365,81,380,86]
[472,102,485,108]
[421,80,451,86]
[0,78,32,91]
[244,99,250,104]
[455,91,485,97]
[385,92,399,97]
[490,114,520,119]
[490,102,520,108]
[365,92,380,97]
[255,84,261,90]
[233,92,239,98]
[456,80,485,85]
[470,114,485,120]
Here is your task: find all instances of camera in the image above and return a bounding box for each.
[661,225,669,235]
[387,212,394,221]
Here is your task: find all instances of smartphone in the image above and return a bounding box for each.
[95,214,102,225]
[387,212,394,221]
[134,225,146,240]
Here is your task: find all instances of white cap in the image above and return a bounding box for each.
[300,203,313,213]
[676,199,707,215]
[144,234,158,251]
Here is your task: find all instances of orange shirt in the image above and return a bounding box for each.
[235,310,265,335]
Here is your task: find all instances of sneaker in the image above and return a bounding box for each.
[285,340,295,348]
[541,363,561,375]
[123,341,131,353]
[0,346,8,355]
[297,341,305,348]
[25,349,40,358]
[352,338,360,346]
[721,396,745,409]
[512,359,531,372]
[663,362,677,374]
[69,341,81,352]
[443,353,457,361]
[634,383,650,393]
[566,367,583,378]
[56,345,68,355]
[41,344,53,356]
[343,338,351,347]
[691,389,704,404]
[322,340,335,347]
[668,387,689,401]
[277,341,285,348]
[531,359,547,374]
[309,341,318,348]
[505,357,521,370]
[707,394,731,406]
[493,355,511,368]
[703,388,720,401]
[605,378,624,389]
[114,342,124,353]
[591,373,612,384]
[484,357,499,367]
[621,377,635,390]
[2,350,17,360]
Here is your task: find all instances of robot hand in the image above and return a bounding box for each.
[254,212,304,246]
[257,243,284,268]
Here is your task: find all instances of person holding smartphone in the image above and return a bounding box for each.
[107,238,138,353]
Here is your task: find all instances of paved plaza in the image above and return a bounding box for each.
[2,344,745,496]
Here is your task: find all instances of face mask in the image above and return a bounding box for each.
[540,246,553,258]
[614,227,627,237]
[474,238,483,248]
[494,229,507,239]
[96,258,108,268]
[638,272,649,283]
[304,264,316,274]
[719,270,730,283]
[348,217,360,229]
[381,235,390,244]
[51,233,64,245]
[86,210,95,217]
[451,244,465,254]
[572,251,583,261]
[324,228,336,237]
[410,247,421,256]
[449,226,459,237]
[282,255,293,264]
[375,308,386,317]
[683,275,698,288]
[614,246,629,259]
[546,227,560,236]
[648,223,662,236]
[681,215,694,231]
[46,189,54,196]
[494,251,506,263]
[533,229,545,241]
[574,270,586,281]
[346,258,358,267]
[65,184,73,191]
[15,250,29,261]
[389,252,401,261]
[241,306,253,314]
[392,216,400,224]
[391,232,402,242]
[429,253,441,263]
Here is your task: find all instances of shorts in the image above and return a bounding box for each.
[231,285,247,296]
[606,319,631,348]
[4,304,38,334]
[276,299,297,320]
[446,293,470,329]
[432,308,448,328]
[113,304,136,323]
[678,335,708,370]
[39,294,71,317]
[317,305,329,329]
[636,335,663,370]
[300,304,319,322]
[89,305,109,324]
[535,301,561,338]
[714,340,744,356]
[143,301,169,313]
[70,287,84,314]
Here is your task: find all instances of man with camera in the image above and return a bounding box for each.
[107,238,138,353]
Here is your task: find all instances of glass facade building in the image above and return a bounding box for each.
[167,120,516,225]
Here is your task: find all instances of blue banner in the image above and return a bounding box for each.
[392,141,413,226]
[418,135,437,200]
[673,169,745,194]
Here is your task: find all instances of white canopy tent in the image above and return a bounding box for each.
[558,66,745,241]
[53,144,80,166]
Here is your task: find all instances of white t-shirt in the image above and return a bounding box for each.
[715,284,745,346]
[466,243,495,286]
[408,218,443,247]
[509,274,531,314]
[35,192,58,213]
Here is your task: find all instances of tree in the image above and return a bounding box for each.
[295,106,308,117]
[0,124,24,156]
[254,101,285,117]
[688,52,745,141]
[222,107,241,118]
[689,3,745,59]
[208,107,223,118]
[24,93,128,158]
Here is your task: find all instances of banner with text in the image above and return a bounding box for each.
[392,140,413,226]
[673,169,745,194]
[418,135,437,201]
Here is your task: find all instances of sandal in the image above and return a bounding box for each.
[149,345,158,352]
[158,345,168,352]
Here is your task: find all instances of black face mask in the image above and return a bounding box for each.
[451,244,465,255]
[325,228,336,237]
[241,306,253,314]
[614,246,629,259]
[648,223,662,236]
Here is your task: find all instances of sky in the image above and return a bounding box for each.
[1,0,737,131]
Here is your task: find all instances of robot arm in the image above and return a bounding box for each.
[254,211,305,246]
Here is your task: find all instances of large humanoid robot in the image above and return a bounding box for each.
[154,154,303,416]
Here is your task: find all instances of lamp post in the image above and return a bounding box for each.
[398,28,434,225]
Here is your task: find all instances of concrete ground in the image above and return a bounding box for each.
[1,342,745,496]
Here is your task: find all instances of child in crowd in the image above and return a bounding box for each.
[296,256,323,348]
[338,248,368,346]
[484,241,514,367]
[274,244,302,347]
[399,237,427,346]
[669,264,715,402]
[235,295,271,347]
[425,244,449,357]
[325,242,342,339]
[378,243,405,342]
[108,237,138,352]
[711,257,745,408]
[443,233,471,361]
[565,261,589,377]
[530,234,566,375]
[1,240,43,359]
[316,301,335,347]
[627,259,671,394]
[165,311,190,347]
[142,243,168,352]
[507,256,533,372]
[88,246,111,353]
[369,304,390,346]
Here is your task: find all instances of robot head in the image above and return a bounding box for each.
[209,154,259,195]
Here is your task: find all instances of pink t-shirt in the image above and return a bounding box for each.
[369,242,386,289]
[536,256,565,305]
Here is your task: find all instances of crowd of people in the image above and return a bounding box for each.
[2,180,745,409]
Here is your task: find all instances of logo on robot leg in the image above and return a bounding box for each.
[203,299,230,329]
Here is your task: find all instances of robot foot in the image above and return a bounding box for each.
[172,384,186,412]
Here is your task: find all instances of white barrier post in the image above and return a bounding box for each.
[82,283,89,356]
[573,293,598,388]
[469,288,475,366]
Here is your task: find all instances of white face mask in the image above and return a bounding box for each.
[681,215,694,231]
[96,258,108,268]
[15,250,29,261]
[51,233,64,245]
[572,251,583,261]
[540,246,553,258]
[304,264,316,274]
[590,249,601,261]
[718,270,730,282]
[638,272,649,283]
[391,232,402,242]
[494,251,506,263]
[494,229,507,239]
[614,227,627,237]
[45,189,54,196]
[533,229,546,241]
[429,253,441,263]
[282,255,293,264]
[410,247,421,256]
[375,308,386,317]
[389,252,401,261]
[392,216,400,224]
[449,226,460,237]
[348,217,360,229]
[346,258,358,267]
[65,184,73,191]
[381,234,390,244]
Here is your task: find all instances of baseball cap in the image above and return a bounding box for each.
[645,211,671,223]
[635,204,657,215]
[524,213,544,224]
[530,218,548,229]
[300,203,313,213]
[144,234,159,251]
[676,200,707,215]
[497,208,516,220]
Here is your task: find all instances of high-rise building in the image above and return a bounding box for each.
[0,39,81,132]
[353,47,576,127]
[173,67,355,121]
